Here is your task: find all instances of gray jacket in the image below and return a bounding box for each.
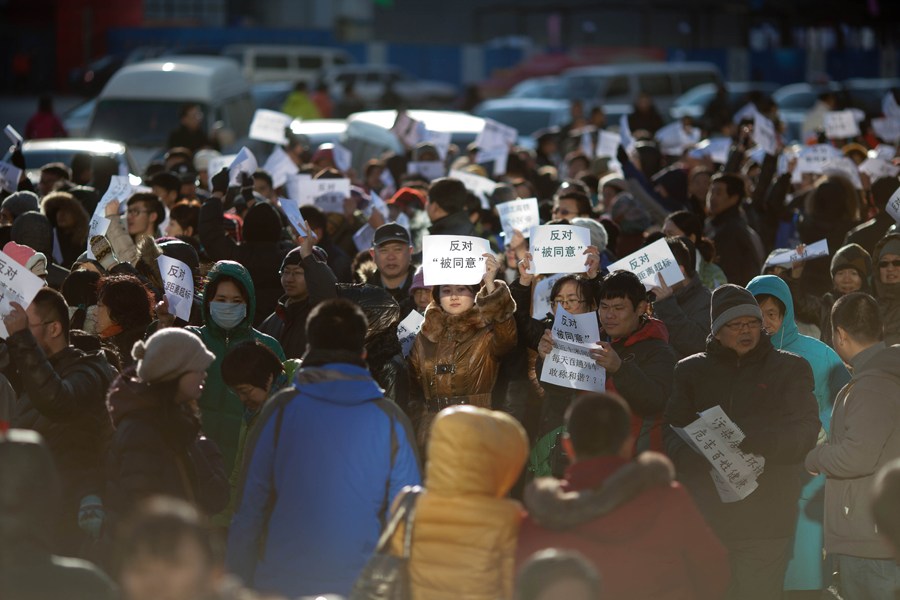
[805,342,900,558]
[652,274,711,360]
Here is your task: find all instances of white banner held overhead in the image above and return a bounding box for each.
[406,161,446,181]
[421,129,452,159]
[248,109,293,145]
[391,111,422,148]
[608,237,685,289]
[596,130,622,158]
[294,177,351,214]
[474,117,518,154]
[823,110,861,139]
[885,187,900,225]
[753,112,778,156]
[497,197,540,240]
[332,143,353,173]
[531,273,565,320]
[352,223,376,252]
[206,153,237,190]
[93,175,133,220]
[796,144,841,175]
[765,239,830,266]
[0,160,21,194]
[528,225,592,275]
[228,147,258,186]
[422,234,491,286]
[285,173,313,204]
[0,250,46,339]
[397,309,425,358]
[871,118,900,143]
[157,255,194,323]
[278,197,307,237]
[859,157,900,182]
[450,168,498,210]
[540,306,605,392]
[4,125,23,147]
[262,146,297,189]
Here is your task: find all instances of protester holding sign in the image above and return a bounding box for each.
[408,250,516,449]
[872,232,900,346]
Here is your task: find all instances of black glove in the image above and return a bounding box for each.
[211,167,229,195]
[738,433,768,457]
[10,147,25,171]
[239,172,255,203]
[616,144,629,165]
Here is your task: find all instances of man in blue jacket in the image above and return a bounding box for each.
[226,298,421,597]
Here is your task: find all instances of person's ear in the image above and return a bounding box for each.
[369,248,376,260]
[636,299,649,315]
[47,320,64,341]
[265,373,274,393]
[618,434,636,459]
[360,348,368,361]
[562,435,577,464]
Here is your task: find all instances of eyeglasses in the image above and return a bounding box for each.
[281,269,305,278]
[126,209,150,216]
[722,319,761,333]
[879,260,900,268]
[553,296,584,308]
[551,206,573,216]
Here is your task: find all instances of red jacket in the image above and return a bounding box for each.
[517,453,730,600]
[25,111,67,139]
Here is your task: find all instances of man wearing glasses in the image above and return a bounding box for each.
[664,284,819,600]
[551,187,593,221]
[124,192,166,240]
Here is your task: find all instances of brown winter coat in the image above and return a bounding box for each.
[409,281,516,442]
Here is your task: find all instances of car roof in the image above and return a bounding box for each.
[563,61,719,76]
[223,44,350,55]
[475,98,571,110]
[22,138,128,154]
[323,64,402,76]
[100,56,248,100]
[347,110,485,134]
[288,119,347,135]
[773,81,841,99]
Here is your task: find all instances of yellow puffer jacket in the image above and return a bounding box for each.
[391,406,529,600]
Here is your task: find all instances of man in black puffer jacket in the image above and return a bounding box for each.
[664,284,819,600]
[5,288,116,554]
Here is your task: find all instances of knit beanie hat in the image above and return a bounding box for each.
[132,328,215,384]
[878,238,900,262]
[10,211,53,257]
[710,284,762,335]
[1,191,39,220]
[830,243,872,278]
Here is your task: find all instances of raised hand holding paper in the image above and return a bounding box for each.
[157,255,194,323]
[824,110,861,139]
[332,143,352,173]
[608,237,685,289]
[765,239,829,266]
[228,147,258,185]
[0,250,46,338]
[0,161,22,193]
[497,198,539,240]
[293,177,351,213]
[262,146,297,188]
[249,109,293,145]
[886,187,900,224]
[422,235,491,286]
[450,168,497,210]
[540,306,605,392]
[753,113,777,156]
[391,111,422,148]
[278,197,307,237]
[397,310,425,358]
[528,225,591,275]
[407,161,446,181]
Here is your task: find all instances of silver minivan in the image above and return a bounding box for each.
[223,44,354,84]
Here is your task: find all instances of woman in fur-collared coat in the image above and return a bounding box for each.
[408,253,517,448]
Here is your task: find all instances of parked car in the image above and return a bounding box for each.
[472,98,571,141]
[62,98,97,138]
[223,44,354,84]
[669,81,779,121]
[505,76,567,100]
[2,138,141,186]
[321,65,458,109]
[773,82,845,142]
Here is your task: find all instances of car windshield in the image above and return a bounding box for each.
[89,99,208,147]
[776,91,817,110]
[7,148,122,170]
[474,107,558,137]
[674,86,716,107]
[508,80,559,99]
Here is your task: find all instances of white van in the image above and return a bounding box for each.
[87,56,255,167]
[561,62,722,113]
[222,44,354,84]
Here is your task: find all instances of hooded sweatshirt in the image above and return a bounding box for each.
[186,261,285,473]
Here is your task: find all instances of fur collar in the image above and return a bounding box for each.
[420,280,515,343]
[524,451,675,531]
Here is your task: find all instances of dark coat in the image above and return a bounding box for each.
[8,333,116,509]
[706,204,764,287]
[664,334,820,541]
[652,274,712,360]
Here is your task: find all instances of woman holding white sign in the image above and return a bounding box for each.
[408,253,516,449]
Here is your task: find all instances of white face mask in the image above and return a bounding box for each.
[209,301,246,330]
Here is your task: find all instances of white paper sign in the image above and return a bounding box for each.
[824,110,861,139]
[450,168,498,209]
[822,156,863,190]
[474,146,509,178]
[391,112,422,148]
[0,161,22,193]
[871,118,900,143]
[689,137,731,164]
[797,144,841,175]
[0,250,46,338]
[732,102,759,124]
[94,175,133,220]
[397,309,425,358]
[4,125,23,147]
[608,237,685,289]
[206,153,237,190]
[671,405,765,503]
[766,239,830,266]
[278,197,306,237]
[85,215,111,260]
[406,161,446,181]
[285,173,313,203]
[531,273,565,320]
[497,197,540,240]
[296,178,351,213]
[528,225,591,275]
[228,147,258,186]
[262,146,297,189]
[370,189,389,220]
[753,112,778,156]
[884,92,900,120]
[421,129,451,159]
[655,122,696,156]
[596,130,622,158]
[332,143,352,173]
[249,109,293,145]
[422,235,491,286]
[618,113,634,152]
[353,223,375,252]
[540,306,605,392]
[580,131,595,158]
[379,167,397,199]
[875,144,896,161]
[475,118,518,153]
[157,255,194,322]
[885,187,900,224]
[859,157,900,181]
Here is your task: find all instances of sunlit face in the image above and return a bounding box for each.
[372,241,412,279]
[120,535,219,600]
[715,317,762,356]
[439,285,475,315]
[177,370,207,406]
[552,281,591,316]
[280,265,307,300]
[758,296,785,336]
[878,253,900,285]
[126,201,157,236]
[706,181,736,217]
[552,198,581,220]
[833,267,862,294]
[233,381,269,412]
[598,296,644,339]
[212,280,244,304]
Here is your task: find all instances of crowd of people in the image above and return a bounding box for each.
[2,85,900,600]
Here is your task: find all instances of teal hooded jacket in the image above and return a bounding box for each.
[186,261,286,473]
[747,275,849,430]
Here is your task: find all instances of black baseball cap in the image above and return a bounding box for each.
[373,223,411,247]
